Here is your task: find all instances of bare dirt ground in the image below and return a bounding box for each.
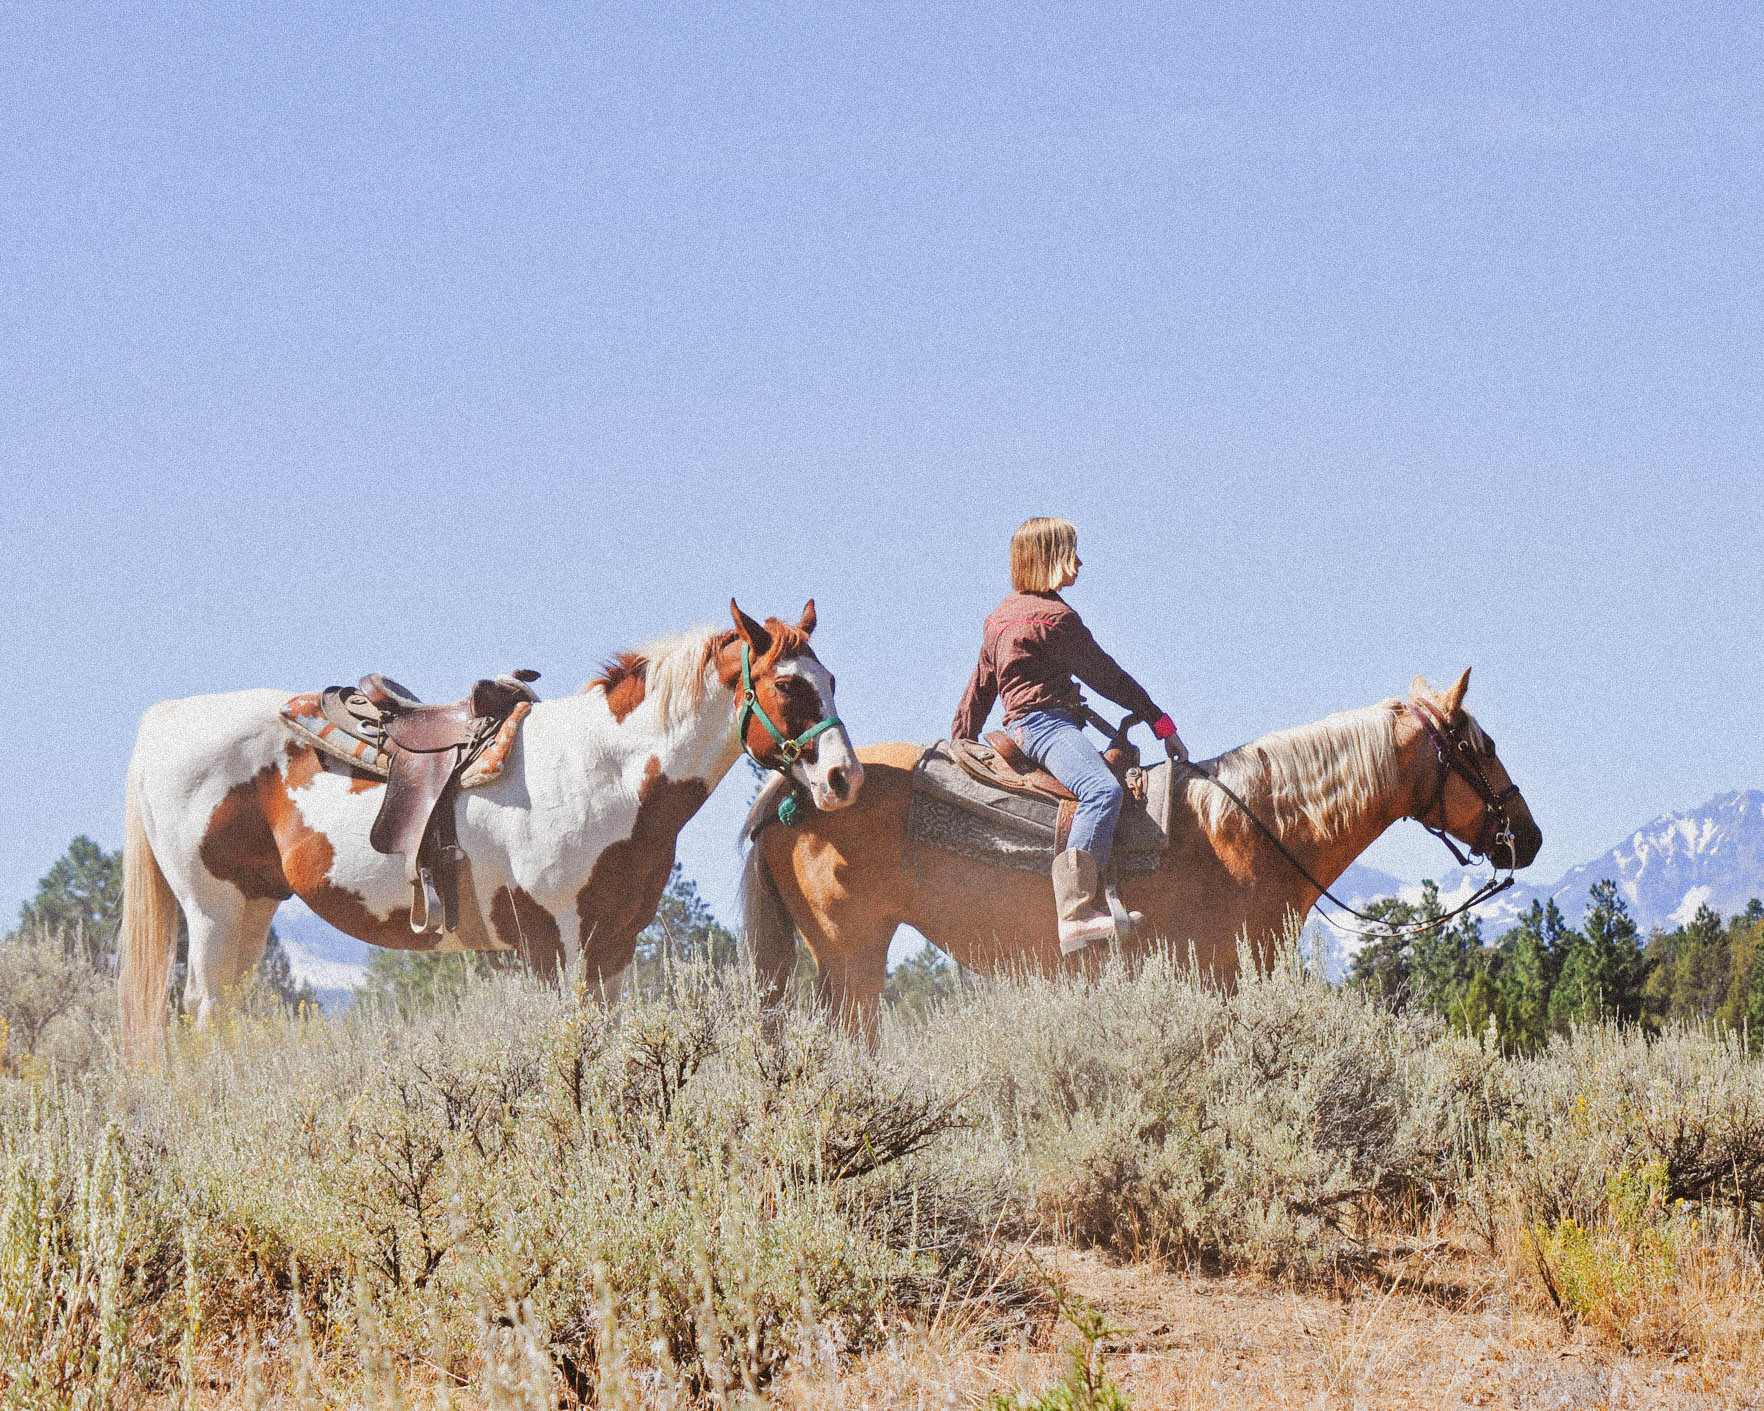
[777,1246,1764,1411]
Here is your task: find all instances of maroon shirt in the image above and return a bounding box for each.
[952,590,1163,739]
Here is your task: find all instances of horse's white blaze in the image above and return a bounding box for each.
[774,655,863,810]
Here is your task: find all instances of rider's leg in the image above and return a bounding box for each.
[1012,711,1134,952]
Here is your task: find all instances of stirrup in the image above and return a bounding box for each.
[410,868,446,935]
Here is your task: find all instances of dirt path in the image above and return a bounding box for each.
[782,1245,1762,1410]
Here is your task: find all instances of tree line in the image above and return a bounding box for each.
[1347,879,1764,1050]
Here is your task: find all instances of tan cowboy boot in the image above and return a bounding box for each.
[1053,848,1119,954]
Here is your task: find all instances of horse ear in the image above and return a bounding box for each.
[1444,667,1472,717]
[730,599,773,657]
[1409,674,1432,703]
[797,599,817,636]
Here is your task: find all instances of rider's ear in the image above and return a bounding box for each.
[1443,667,1472,717]
[797,599,817,636]
[730,600,774,657]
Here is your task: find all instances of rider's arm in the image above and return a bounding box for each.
[951,640,998,740]
[1059,615,1164,725]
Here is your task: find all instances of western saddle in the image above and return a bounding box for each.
[280,670,541,935]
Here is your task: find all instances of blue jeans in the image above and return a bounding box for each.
[1011,709,1124,869]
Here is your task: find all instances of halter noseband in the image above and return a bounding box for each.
[1407,701,1523,866]
[736,642,841,778]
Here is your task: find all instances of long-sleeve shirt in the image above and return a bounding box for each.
[951,590,1163,740]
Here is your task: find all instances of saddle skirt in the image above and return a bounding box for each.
[906,739,1177,877]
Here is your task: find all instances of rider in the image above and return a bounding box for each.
[952,516,1188,953]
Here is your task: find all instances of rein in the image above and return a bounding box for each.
[737,643,841,823]
[1163,701,1519,941]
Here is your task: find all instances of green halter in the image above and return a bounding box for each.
[737,642,842,778]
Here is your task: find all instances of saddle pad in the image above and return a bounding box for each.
[906,740,1174,877]
[278,693,532,790]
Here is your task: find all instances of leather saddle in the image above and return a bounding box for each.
[283,670,540,935]
[948,732,1149,853]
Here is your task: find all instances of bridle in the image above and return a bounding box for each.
[1153,699,1522,940]
[1406,700,1522,868]
[736,639,841,781]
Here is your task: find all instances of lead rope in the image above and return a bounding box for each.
[1173,759,1515,942]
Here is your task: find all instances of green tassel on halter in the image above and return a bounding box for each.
[776,791,803,827]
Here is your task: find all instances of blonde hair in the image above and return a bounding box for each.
[1010,516,1078,593]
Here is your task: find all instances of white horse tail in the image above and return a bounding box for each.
[119,762,178,1068]
[739,777,800,1005]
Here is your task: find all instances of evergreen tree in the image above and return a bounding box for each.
[628,864,739,990]
[256,930,319,1012]
[14,837,122,963]
[1550,881,1650,1028]
[1346,896,1425,1004]
[883,944,973,1022]
[1494,901,1566,1051]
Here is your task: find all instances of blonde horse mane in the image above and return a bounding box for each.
[1190,701,1402,846]
[586,626,727,728]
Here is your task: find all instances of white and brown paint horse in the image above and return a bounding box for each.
[742,669,1542,1040]
[119,602,861,1065]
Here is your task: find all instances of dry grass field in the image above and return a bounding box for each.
[5,937,1764,1409]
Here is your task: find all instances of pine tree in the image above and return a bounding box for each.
[256,930,318,1012]
[14,837,123,964]
[1550,881,1650,1028]
[1495,902,1558,1051]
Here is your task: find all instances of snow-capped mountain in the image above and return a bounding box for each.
[1383,790,1764,937]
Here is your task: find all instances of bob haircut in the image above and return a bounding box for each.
[1010,516,1079,593]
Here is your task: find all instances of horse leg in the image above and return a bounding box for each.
[180,880,265,1026]
[758,825,897,1044]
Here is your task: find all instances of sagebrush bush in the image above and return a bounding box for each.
[7,928,1764,1403]
[1,963,1014,1406]
[906,938,1466,1272]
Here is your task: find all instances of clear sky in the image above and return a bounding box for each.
[4,3,1760,933]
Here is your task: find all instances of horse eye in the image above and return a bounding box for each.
[828,675,837,695]
[1481,730,1497,755]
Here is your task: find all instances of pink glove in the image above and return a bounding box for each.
[1152,713,1189,763]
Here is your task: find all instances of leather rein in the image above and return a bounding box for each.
[1167,702,1518,940]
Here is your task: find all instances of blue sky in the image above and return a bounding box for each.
[4,3,1760,932]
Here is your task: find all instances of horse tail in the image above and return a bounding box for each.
[119,759,178,1069]
[739,779,800,1005]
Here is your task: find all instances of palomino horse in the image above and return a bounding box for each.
[741,669,1541,1039]
[119,602,862,1064]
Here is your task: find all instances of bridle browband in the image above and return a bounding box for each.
[736,641,841,779]
[1406,700,1523,868]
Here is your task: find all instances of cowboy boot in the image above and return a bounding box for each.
[1053,849,1119,954]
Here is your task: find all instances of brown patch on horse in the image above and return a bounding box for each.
[589,652,649,723]
[574,756,708,982]
[260,745,436,950]
[199,763,296,902]
[490,885,564,981]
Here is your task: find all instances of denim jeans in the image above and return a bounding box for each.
[1010,709,1125,869]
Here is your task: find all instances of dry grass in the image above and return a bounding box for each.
[4,933,1764,1407]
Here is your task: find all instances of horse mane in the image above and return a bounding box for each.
[585,627,726,728]
[1189,700,1402,846]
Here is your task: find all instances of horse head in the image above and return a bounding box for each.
[1406,668,1542,871]
[723,599,864,812]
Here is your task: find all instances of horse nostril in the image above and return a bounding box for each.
[827,766,848,801]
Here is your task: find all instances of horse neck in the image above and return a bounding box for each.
[1219,704,1416,894]
[533,669,745,795]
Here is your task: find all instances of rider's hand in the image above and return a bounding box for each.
[1151,713,1189,763]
